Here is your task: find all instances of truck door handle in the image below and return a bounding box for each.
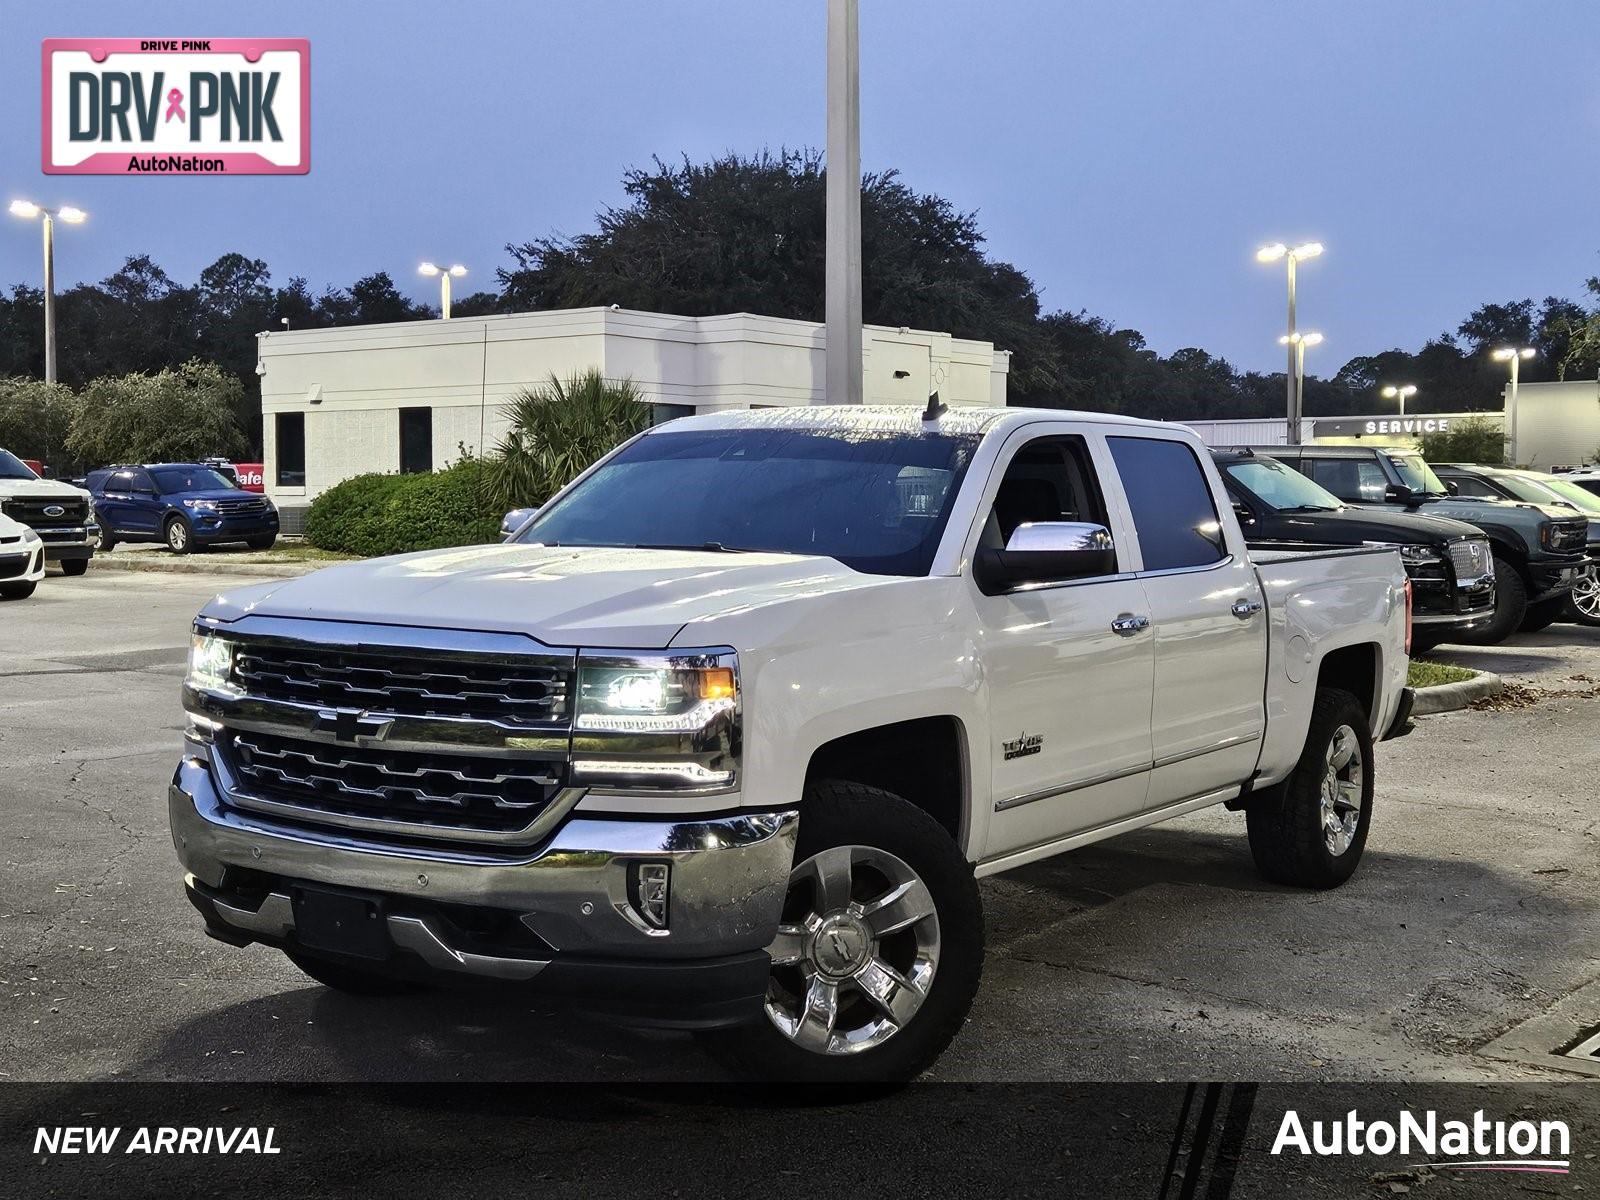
[1231,599,1264,619]
[1111,613,1150,636]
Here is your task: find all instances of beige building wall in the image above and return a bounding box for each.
[1507,379,1600,469]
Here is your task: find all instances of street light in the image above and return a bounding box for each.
[1493,346,1536,463]
[418,262,468,319]
[1381,384,1418,417]
[1257,241,1324,444]
[9,200,87,383]
[1278,331,1323,427]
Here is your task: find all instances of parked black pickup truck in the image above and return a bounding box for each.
[1253,444,1588,644]
[1214,451,1495,652]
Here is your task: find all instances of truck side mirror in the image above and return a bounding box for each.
[1444,480,1459,495]
[499,507,539,541]
[1231,499,1254,524]
[974,522,1117,595]
[1385,483,1416,505]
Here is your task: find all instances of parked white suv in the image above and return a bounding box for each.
[172,406,1413,1080]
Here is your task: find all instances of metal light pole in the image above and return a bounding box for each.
[1381,384,1417,417]
[1278,331,1323,429]
[1257,241,1323,444]
[9,200,87,383]
[1493,346,1535,464]
[825,0,863,404]
[419,262,468,319]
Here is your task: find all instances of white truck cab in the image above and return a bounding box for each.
[173,405,1412,1081]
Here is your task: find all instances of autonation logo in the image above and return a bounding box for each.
[1272,1108,1571,1175]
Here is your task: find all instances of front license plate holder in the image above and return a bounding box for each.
[292,887,391,960]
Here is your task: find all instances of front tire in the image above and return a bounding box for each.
[246,535,277,551]
[283,949,428,997]
[1461,557,1526,645]
[1246,687,1374,889]
[697,780,983,1082]
[59,558,88,577]
[164,515,194,554]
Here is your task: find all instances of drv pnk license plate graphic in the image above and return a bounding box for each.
[42,39,310,175]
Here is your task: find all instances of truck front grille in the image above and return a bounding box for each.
[220,730,569,841]
[1448,538,1493,581]
[233,642,570,726]
[2,496,87,529]
[1550,520,1588,554]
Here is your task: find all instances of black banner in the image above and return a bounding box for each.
[4,1082,1595,1198]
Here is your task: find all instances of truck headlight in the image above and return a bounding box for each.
[573,650,740,790]
[19,526,40,544]
[188,631,237,692]
[1399,544,1441,564]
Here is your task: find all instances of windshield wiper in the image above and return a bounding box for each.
[633,541,754,553]
[1279,504,1338,513]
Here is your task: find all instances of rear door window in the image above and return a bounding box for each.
[1108,436,1226,571]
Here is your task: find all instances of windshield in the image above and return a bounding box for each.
[1223,457,1342,512]
[151,467,238,493]
[0,449,38,480]
[518,427,980,576]
[1521,474,1600,515]
[1386,453,1447,495]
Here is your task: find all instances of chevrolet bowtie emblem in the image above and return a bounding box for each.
[312,708,394,744]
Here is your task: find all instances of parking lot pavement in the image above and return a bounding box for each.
[2,571,1596,1082]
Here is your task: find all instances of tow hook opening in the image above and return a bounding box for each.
[629,862,671,930]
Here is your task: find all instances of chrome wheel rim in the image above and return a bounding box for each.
[1321,724,1364,856]
[763,845,940,1055]
[1572,566,1600,619]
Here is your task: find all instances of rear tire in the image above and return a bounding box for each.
[1519,594,1568,633]
[1246,687,1374,890]
[283,949,428,997]
[0,580,37,600]
[1461,557,1526,644]
[164,516,194,555]
[696,779,983,1082]
[96,528,116,552]
[59,558,88,577]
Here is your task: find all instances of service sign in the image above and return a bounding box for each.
[43,39,309,175]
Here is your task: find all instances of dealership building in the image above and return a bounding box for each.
[1186,380,1597,470]
[258,307,1010,527]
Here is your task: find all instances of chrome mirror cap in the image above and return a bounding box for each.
[499,507,539,541]
[1004,521,1115,554]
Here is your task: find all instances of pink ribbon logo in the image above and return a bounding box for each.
[164,88,185,123]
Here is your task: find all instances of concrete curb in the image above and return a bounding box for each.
[1411,670,1506,715]
[88,555,328,580]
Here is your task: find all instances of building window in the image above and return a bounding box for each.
[275,413,306,487]
[399,407,433,474]
[650,403,694,427]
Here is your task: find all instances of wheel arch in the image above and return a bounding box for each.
[803,715,973,857]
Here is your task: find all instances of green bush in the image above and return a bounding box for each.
[0,378,80,476]
[304,459,501,557]
[1418,414,1506,466]
[68,359,249,467]
[481,369,650,512]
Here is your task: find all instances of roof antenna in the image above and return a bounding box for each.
[922,391,947,422]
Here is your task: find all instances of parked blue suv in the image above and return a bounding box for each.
[85,463,279,554]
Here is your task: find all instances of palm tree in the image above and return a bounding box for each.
[482,369,650,512]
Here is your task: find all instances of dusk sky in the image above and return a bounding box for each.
[3,0,1598,376]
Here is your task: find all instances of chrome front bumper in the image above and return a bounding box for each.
[170,755,799,971]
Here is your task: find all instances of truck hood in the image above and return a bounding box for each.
[1267,505,1484,544]
[0,478,89,501]
[204,542,882,648]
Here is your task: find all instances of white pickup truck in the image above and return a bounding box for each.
[172,405,1414,1081]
